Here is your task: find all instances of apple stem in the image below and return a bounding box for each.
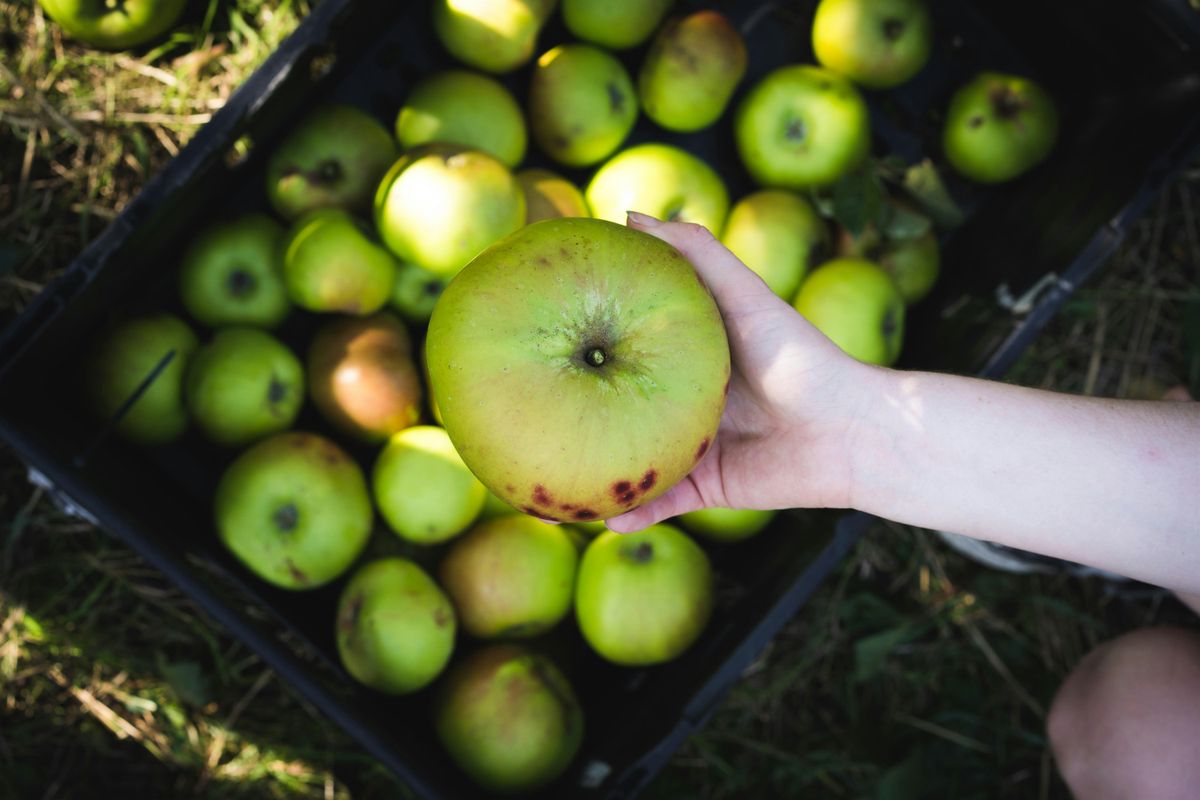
[585,348,606,367]
[226,268,256,297]
[314,159,343,185]
[274,503,299,532]
[883,18,905,41]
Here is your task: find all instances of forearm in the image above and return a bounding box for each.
[848,366,1200,593]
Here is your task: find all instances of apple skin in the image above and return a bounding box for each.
[335,558,456,694]
[37,0,185,49]
[432,0,550,74]
[281,209,397,315]
[265,105,397,221]
[639,11,748,133]
[374,144,525,278]
[877,230,940,305]
[943,72,1059,184]
[439,515,578,639]
[720,190,829,301]
[435,644,583,793]
[179,214,291,329]
[215,432,373,590]
[87,314,198,445]
[372,425,487,544]
[562,0,673,49]
[306,312,422,443]
[575,525,713,666]
[185,328,304,447]
[811,0,932,89]
[517,168,590,224]
[426,217,730,523]
[792,257,905,366]
[389,261,447,324]
[395,70,527,167]
[735,65,871,189]
[679,507,775,543]
[528,44,638,168]
[586,143,730,233]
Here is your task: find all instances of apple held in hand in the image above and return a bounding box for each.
[426,217,730,523]
[215,432,373,590]
[793,257,905,365]
[576,525,713,665]
[38,0,185,49]
[395,70,527,167]
[336,558,456,694]
[679,507,776,543]
[735,65,870,189]
[812,0,933,89]
[435,644,583,792]
[943,72,1059,184]
[517,168,590,224]
[720,189,829,301]
[586,144,730,233]
[282,209,397,315]
[179,214,291,329]
[562,0,673,50]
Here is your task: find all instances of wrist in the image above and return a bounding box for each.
[840,362,907,514]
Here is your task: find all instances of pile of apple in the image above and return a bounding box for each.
[82,0,1060,791]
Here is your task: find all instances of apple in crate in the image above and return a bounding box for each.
[395,70,527,167]
[179,214,291,329]
[720,189,829,301]
[586,144,730,234]
[562,0,673,49]
[432,0,553,74]
[517,168,590,224]
[793,257,906,366]
[679,507,776,543]
[943,72,1059,184]
[811,0,933,89]
[282,209,398,315]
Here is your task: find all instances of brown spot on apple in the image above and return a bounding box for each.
[285,558,308,585]
[520,505,539,515]
[639,470,658,492]
[612,480,632,496]
[696,437,711,461]
[433,606,450,628]
[532,484,553,507]
[573,509,598,520]
[339,593,363,632]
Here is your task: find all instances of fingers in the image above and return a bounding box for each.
[605,476,706,533]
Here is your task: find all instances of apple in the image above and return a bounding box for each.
[374,144,525,277]
[336,558,456,694]
[265,105,397,221]
[215,432,373,590]
[185,328,304,447]
[575,525,713,665]
[943,72,1059,184]
[87,314,198,445]
[439,515,578,639]
[37,0,186,49]
[426,217,730,522]
[178,214,291,329]
[811,0,932,89]
[720,190,829,301]
[639,10,747,133]
[585,143,730,233]
[735,64,871,189]
[435,644,583,792]
[395,70,527,168]
[432,0,550,74]
[517,168,590,224]
[562,0,673,49]
[792,257,905,365]
[478,490,518,520]
[877,230,940,304]
[281,209,397,315]
[528,44,638,168]
[373,425,487,544]
[307,312,422,443]
[678,507,775,543]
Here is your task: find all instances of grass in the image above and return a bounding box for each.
[2,2,1200,798]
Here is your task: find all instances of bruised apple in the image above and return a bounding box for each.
[426,218,730,522]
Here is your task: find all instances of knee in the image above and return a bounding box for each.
[1048,625,1200,800]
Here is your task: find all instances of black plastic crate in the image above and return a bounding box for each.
[1,0,1198,796]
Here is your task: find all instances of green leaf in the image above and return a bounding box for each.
[902,160,965,230]
[831,167,885,237]
[854,624,917,682]
[158,658,209,707]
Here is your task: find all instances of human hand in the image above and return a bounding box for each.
[606,212,876,533]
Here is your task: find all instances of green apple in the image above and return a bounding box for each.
[179,214,291,329]
[426,217,730,522]
[943,72,1059,184]
[678,507,775,543]
[439,515,578,639]
[735,65,871,189]
[586,143,729,233]
[575,525,712,665]
[389,261,447,324]
[517,168,590,224]
[720,190,829,300]
[215,432,373,590]
[307,312,422,443]
[435,644,583,792]
[184,328,304,447]
[562,0,673,49]
[374,144,525,277]
[265,105,397,221]
[639,10,747,133]
[478,490,518,520]
[793,257,905,365]
[395,70,527,167]
[528,44,638,168]
[811,0,932,89]
[37,0,185,49]
[433,0,550,74]
[373,425,487,544]
[877,230,940,304]
[282,209,397,315]
[87,314,198,445]
[336,558,456,694]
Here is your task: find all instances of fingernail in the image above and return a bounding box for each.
[626,210,661,228]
